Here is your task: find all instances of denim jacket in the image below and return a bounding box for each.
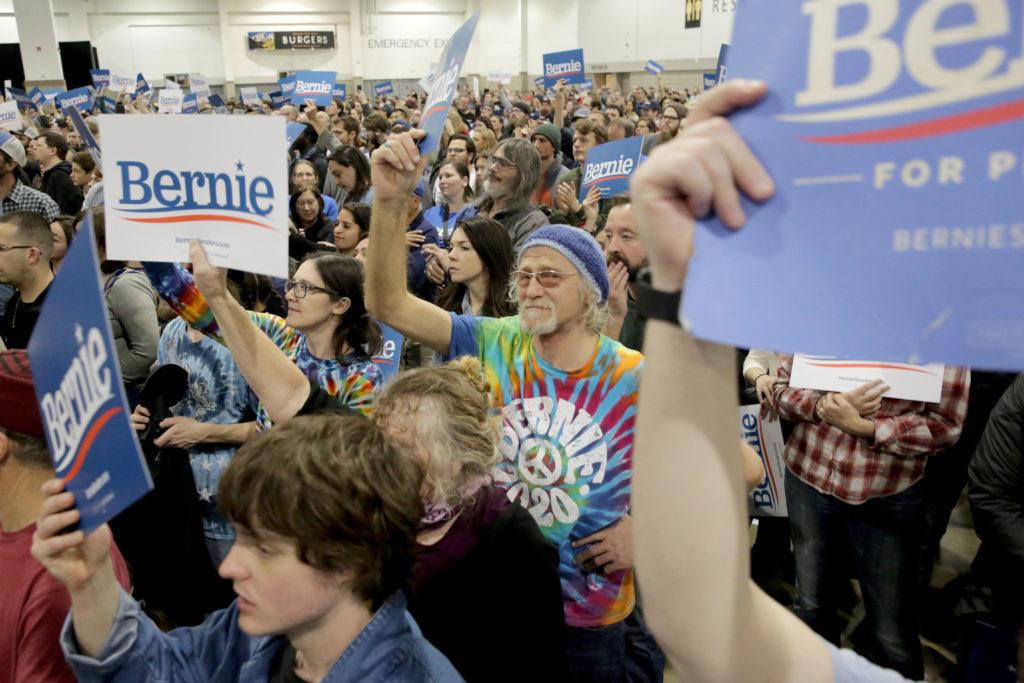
[61,588,463,683]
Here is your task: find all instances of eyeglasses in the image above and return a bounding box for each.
[488,156,516,170]
[0,244,35,254]
[512,270,577,288]
[285,280,336,299]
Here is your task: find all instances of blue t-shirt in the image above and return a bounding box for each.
[157,318,252,540]
[422,204,478,248]
[448,313,643,628]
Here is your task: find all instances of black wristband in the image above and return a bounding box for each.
[636,281,682,325]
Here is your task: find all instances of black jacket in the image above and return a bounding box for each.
[409,493,567,681]
[40,160,83,214]
[968,373,1024,621]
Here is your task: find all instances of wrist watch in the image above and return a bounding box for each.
[635,280,682,325]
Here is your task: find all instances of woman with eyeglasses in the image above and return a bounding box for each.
[141,253,383,425]
[289,160,338,223]
[288,184,334,244]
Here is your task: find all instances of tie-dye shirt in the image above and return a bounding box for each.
[157,317,250,541]
[448,313,643,628]
[143,263,381,427]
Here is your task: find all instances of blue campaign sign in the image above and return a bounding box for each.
[578,137,644,201]
[279,76,296,97]
[268,91,288,109]
[9,87,32,110]
[135,73,151,95]
[332,82,346,100]
[579,79,594,91]
[533,76,544,88]
[371,323,405,383]
[702,72,717,90]
[543,48,586,88]
[290,70,336,106]
[207,93,225,108]
[715,44,729,84]
[65,107,101,166]
[419,12,480,157]
[645,60,664,75]
[90,69,110,90]
[28,87,45,107]
[374,81,393,96]
[182,93,198,114]
[27,216,153,534]
[286,121,306,148]
[100,90,117,113]
[682,1,1024,371]
[55,87,94,113]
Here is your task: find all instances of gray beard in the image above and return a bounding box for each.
[483,177,510,200]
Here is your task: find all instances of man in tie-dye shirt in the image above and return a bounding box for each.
[365,130,645,680]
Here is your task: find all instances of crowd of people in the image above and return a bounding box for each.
[0,71,1020,683]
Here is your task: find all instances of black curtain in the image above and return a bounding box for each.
[0,44,25,89]
[0,41,96,90]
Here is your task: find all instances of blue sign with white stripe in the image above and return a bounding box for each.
[55,87,94,113]
[28,214,153,534]
[419,12,480,157]
[543,48,586,88]
[578,137,644,201]
[290,70,335,106]
[644,60,664,75]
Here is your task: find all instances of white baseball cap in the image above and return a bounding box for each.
[0,130,26,167]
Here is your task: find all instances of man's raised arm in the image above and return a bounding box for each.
[364,130,454,354]
[631,80,835,683]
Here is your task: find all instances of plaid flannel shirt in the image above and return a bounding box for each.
[1,179,61,222]
[774,356,970,504]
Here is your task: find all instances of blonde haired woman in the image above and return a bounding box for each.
[375,358,567,681]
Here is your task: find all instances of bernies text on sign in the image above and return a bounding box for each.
[683,0,1024,371]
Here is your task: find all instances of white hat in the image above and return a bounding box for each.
[0,130,26,167]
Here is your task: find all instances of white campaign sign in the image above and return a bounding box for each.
[239,87,260,106]
[101,115,289,278]
[789,354,945,403]
[109,72,136,94]
[0,100,22,131]
[740,405,788,517]
[189,73,211,100]
[157,90,183,114]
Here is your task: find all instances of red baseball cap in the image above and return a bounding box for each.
[0,350,45,439]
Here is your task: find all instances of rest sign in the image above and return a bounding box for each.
[101,115,289,278]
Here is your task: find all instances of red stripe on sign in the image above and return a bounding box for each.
[801,99,1024,144]
[62,406,122,484]
[806,362,933,374]
[123,214,277,231]
[583,174,631,187]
